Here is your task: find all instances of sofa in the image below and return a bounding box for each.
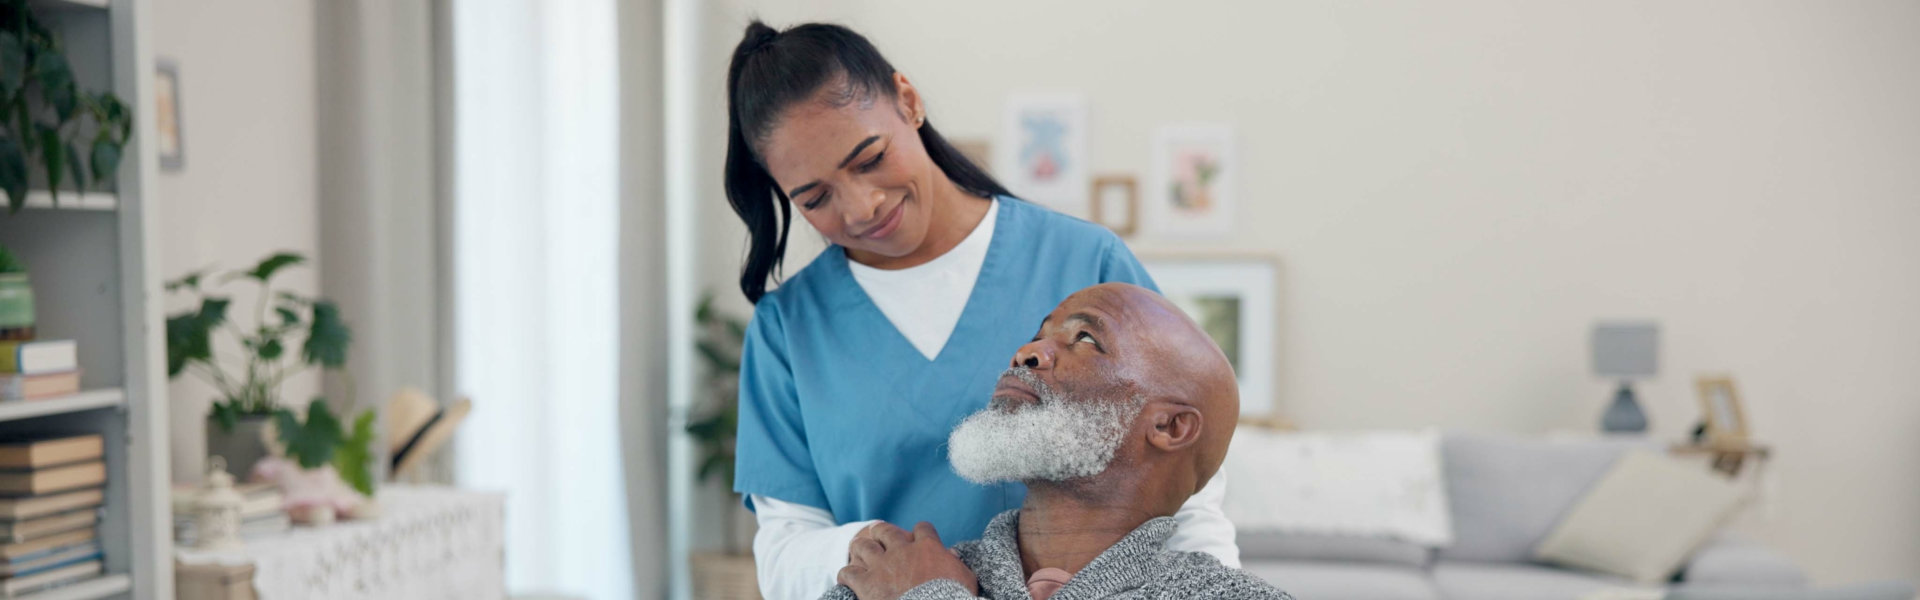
[1239,433,1810,600]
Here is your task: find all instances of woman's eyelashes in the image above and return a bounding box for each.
[799,150,887,211]
[855,150,886,173]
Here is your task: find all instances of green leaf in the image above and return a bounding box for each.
[302,300,351,368]
[332,410,377,496]
[244,252,305,282]
[695,339,739,373]
[0,137,24,214]
[37,125,63,201]
[275,307,299,326]
[0,33,24,92]
[695,452,729,485]
[89,137,120,184]
[259,338,283,360]
[32,54,76,121]
[211,401,242,433]
[274,399,344,469]
[163,297,229,377]
[65,142,85,193]
[165,269,208,293]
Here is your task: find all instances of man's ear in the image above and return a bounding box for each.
[1146,404,1203,453]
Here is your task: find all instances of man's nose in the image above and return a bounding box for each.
[1011,340,1055,370]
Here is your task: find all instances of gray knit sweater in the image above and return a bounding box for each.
[820,510,1293,600]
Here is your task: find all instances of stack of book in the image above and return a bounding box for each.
[0,435,106,596]
[0,340,80,402]
[171,482,290,546]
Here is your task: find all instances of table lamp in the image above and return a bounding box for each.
[1592,321,1658,433]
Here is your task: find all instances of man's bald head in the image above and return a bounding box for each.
[948,283,1240,513]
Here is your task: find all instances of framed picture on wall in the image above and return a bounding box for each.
[1090,175,1137,236]
[155,59,185,171]
[1695,375,1748,444]
[1139,255,1279,416]
[996,93,1089,217]
[1144,124,1236,236]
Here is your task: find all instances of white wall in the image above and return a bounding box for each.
[694,0,1920,583]
[154,0,322,483]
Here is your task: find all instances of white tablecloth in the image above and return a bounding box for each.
[175,486,505,600]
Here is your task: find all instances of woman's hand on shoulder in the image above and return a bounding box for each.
[838,522,978,600]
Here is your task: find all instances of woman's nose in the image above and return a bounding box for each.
[844,187,888,229]
[1011,341,1055,370]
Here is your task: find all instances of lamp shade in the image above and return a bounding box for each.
[1592,321,1659,378]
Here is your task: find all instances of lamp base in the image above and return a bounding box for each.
[1601,382,1648,433]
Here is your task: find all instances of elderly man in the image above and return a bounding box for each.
[823,283,1292,600]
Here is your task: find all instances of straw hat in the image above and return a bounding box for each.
[385,388,471,479]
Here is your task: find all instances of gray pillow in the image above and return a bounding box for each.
[1238,531,1433,568]
[1437,433,1651,563]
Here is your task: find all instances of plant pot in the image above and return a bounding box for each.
[206,414,272,480]
[690,552,762,600]
[0,273,34,340]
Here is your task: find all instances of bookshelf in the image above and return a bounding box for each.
[1,0,171,598]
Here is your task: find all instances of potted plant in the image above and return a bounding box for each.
[685,292,760,600]
[163,251,368,488]
[0,244,30,340]
[0,0,135,213]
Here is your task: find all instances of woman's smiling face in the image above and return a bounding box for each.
[757,74,937,261]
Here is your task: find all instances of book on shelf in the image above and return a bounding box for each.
[0,370,81,402]
[0,541,100,578]
[175,512,290,546]
[0,528,92,562]
[0,489,103,522]
[0,341,76,376]
[0,510,96,544]
[0,462,105,497]
[0,435,103,471]
[0,559,102,597]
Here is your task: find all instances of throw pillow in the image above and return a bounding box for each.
[1533,450,1747,583]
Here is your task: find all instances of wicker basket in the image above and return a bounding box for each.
[691,552,762,600]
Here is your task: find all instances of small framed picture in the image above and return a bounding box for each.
[1139,255,1280,416]
[997,93,1089,217]
[1145,124,1236,236]
[155,59,185,171]
[1695,376,1748,444]
[1089,175,1137,236]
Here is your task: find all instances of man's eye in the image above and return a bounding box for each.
[1075,332,1096,345]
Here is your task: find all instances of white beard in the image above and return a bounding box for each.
[947,370,1144,485]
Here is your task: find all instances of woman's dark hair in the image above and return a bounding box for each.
[725,21,1009,303]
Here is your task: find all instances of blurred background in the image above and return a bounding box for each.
[0,0,1913,599]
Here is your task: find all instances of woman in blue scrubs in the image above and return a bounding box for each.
[723,21,1240,599]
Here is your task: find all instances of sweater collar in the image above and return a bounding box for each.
[969,509,1180,600]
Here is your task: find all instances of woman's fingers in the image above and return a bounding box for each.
[869,521,913,549]
[835,564,868,588]
[848,537,883,562]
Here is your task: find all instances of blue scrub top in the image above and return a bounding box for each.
[732,196,1160,544]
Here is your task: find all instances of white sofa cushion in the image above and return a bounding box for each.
[1242,560,1442,600]
[1238,531,1432,568]
[1224,429,1452,546]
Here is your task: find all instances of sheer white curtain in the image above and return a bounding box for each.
[450,0,630,597]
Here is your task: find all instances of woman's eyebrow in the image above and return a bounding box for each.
[784,135,882,199]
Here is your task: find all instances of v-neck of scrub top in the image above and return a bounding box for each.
[845,197,1000,361]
